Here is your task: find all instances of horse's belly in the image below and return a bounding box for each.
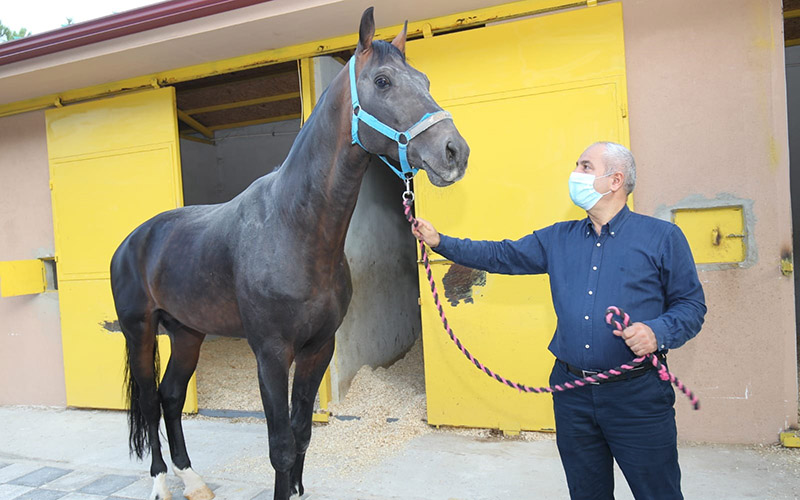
[157,292,245,338]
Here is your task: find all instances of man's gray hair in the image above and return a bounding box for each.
[594,141,636,194]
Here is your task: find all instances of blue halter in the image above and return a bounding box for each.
[349,55,453,180]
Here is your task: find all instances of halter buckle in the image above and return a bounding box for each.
[403,177,414,203]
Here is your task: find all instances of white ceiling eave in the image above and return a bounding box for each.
[0,0,509,107]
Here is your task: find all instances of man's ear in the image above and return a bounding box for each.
[612,171,626,192]
[356,7,375,56]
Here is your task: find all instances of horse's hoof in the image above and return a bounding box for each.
[149,473,172,500]
[184,485,215,500]
[174,466,214,500]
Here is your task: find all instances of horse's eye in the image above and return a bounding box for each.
[374,76,391,89]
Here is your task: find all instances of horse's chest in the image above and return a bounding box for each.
[240,262,352,327]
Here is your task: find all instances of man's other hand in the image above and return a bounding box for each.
[411,218,441,248]
[613,322,657,356]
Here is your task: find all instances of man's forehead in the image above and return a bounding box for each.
[577,144,606,164]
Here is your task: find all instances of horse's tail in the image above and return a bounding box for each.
[123,333,160,460]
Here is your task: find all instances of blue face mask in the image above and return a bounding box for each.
[568,171,612,210]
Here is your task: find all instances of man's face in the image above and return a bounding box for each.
[573,144,613,197]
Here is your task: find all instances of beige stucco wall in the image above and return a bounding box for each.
[622,0,796,443]
[0,110,65,406]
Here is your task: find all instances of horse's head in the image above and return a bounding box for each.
[350,8,469,187]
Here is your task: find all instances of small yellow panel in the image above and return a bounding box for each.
[0,259,46,297]
[673,207,745,264]
[780,431,800,448]
[408,4,628,431]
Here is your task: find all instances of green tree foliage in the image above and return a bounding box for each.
[0,20,31,42]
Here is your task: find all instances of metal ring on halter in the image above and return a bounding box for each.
[402,190,415,202]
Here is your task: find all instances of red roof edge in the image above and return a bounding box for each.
[0,0,274,67]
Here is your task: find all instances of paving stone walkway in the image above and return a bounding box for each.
[0,462,274,500]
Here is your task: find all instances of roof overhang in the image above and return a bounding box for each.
[0,0,511,108]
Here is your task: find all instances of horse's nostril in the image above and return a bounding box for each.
[446,142,457,163]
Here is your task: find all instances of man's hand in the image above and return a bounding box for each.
[411,218,441,248]
[613,322,658,356]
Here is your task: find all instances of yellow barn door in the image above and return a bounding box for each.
[47,88,197,411]
[408,4,629,431]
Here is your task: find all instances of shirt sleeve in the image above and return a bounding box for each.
[642,225,707,350]
[434,230,548,275]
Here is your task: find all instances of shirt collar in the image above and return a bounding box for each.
[583,204,632,238]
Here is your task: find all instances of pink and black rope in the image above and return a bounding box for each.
[404,198,700,410]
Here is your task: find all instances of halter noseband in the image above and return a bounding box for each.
[349,55,453,181]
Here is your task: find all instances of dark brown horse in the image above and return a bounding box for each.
[110,7,469,500]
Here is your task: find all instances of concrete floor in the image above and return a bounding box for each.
[1,406,799,499]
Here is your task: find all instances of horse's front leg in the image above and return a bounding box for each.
[251,338,295,500]
[289,336,335,497]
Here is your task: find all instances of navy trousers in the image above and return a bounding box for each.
[550,360,682,500]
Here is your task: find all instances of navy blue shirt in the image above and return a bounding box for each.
[434,205,706,370]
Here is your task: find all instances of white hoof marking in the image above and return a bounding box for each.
[149,472,171,500]
[174,465,215,500]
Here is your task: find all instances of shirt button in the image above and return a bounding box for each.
[588,290,593,295]
[592,266,597,271]
[584,315,589,320]
[585,344,590,349]
[596,242,601,247]
[611,231,615,236]
[661,344,665,349]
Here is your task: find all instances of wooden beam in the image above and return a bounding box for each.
[208,113,302,131]
[785,9,800,19]
[177,109,214,139]
[180,133,214,145]
[184,92,300,115]
[787,38,800,47]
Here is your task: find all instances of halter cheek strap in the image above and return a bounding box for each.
[349,55,453,180]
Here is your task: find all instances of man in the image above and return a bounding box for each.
[411,142,706,499]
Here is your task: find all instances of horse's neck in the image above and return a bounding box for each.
[272,74,371,257]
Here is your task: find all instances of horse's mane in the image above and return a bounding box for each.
[371,39,406,64]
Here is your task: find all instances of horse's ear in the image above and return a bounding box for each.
[357,7,375,56]
[391,21,408,54]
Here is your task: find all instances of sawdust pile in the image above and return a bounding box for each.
[196,336,553,479]
[196,337,263,412]
[305,338,433,477]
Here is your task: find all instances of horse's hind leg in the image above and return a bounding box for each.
[120,311,172,500]
[289,336,335,498]
[159,323,214,500]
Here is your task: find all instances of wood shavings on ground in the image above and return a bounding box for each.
[308,338,554,479]
[192,335,553,480]
[195,336,263,413]
[305,338,433,478]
